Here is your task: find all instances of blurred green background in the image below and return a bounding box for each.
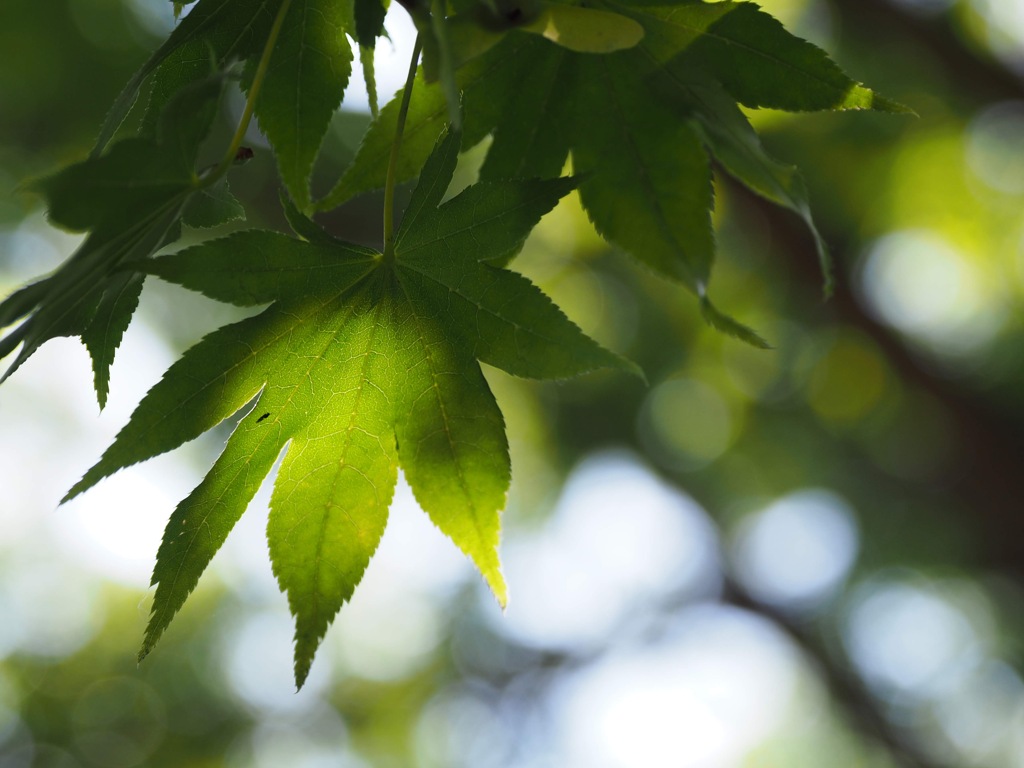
[3,0,1024,766]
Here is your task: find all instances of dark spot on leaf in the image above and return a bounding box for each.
[257,412,270,423]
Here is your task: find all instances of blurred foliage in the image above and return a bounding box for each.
[4,0,1024,766]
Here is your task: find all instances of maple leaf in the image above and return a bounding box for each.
[321,3,908,339]
[64,128,637,687]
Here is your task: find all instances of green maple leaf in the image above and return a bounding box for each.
[322,3,908,342]
[64,128,636,687]
[0,73,239,406]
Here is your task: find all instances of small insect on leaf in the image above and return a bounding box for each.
[234,146,255,165]
[256,412,270,423]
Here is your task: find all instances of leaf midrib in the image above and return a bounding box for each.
[300,297,387,627]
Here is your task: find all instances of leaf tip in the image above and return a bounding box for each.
[873,93,916,116]
[293,645,315,691]
[139,607,169,666]
[461,535,508,609]
[698,292,772,349]
[60,478,89,506]
[62,461,108,505]
[821,271,836,302]
[814,237,835,301]
[620,355,647,384]
[484,566,509,610]
[290,614,334,692]
[90,361,110,411]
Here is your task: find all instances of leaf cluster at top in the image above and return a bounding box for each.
[0,0,906,685]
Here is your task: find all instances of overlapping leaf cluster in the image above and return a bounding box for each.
[0,0,903,684]
[325,0,907,334]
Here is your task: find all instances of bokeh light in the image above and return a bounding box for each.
[859,229,1003,356]
[639,378,737,471]
[556,607,800,768]
[732,489,860,611]
[844,577,984,699]
[496,452,720,651]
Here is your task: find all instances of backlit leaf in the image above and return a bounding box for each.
[69,130,633,686]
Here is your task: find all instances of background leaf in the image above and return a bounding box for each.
[2,72,229,401]
[101,0,280,153]
[660,2,909,112]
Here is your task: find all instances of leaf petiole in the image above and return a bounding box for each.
[201,0,295,188]
[382,36,423,263]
